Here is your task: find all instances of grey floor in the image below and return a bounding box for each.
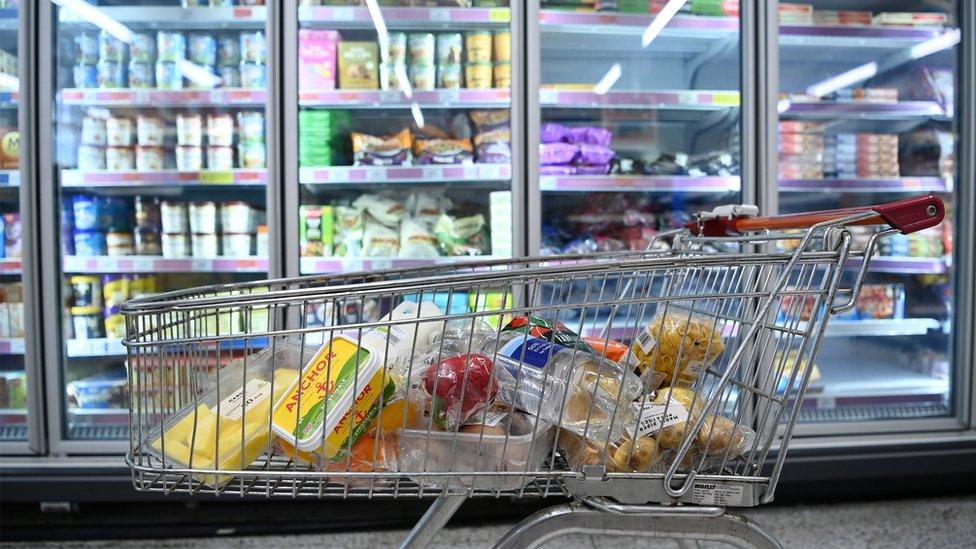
[8,495,976,548]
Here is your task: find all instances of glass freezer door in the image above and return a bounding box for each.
[291,2,516,280]
[775,2,961,423]
[0,1,28,448]
[46,1,272,444]
[532,1,743,335]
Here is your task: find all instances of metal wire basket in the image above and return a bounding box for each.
[123,196,944,548]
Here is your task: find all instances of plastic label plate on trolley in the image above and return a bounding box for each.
[690,482,745,506]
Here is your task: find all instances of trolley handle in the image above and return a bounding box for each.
[687,195,945,237]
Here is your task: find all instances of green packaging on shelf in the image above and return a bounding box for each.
[691,0,738,17]
[299,205,335,257]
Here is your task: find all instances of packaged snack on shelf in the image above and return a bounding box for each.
[855,284,905,320]
[362,220,400,257]
[351,129,412,166]
[240,31,267,65]
[130,33,156,64]
[217,35,241,66]
[148,339,308,487]
[399,217,440,258]
[413,136,474,165]
[771,349,821,395]
[406,191,452,227]
[333,206,365,258]
[474,127,511,164]
[298,29,339,90]
[398,412,554,491]
[0,371,27,409]
[351,193,407,227]
[67,369,126,409]
[631,309,725,386]
[540,142,579,166]
[564,126,613,148]
[434,213,490,256]
[338,42,379,89]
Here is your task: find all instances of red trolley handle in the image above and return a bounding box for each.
[687,195,945,237]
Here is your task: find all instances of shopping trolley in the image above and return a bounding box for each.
[123,195,944,549]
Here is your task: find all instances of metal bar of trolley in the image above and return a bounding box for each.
[122,196,944,548]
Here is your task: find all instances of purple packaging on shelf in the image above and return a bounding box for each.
[577,144,615,166]
[565,126,612,147]
[575,164,611,175]
[540,123,569,144]
[540,165,578,176]
[540,142,578,165]
[476,141,511,164]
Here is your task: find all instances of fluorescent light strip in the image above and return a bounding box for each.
[593,63,622,95]
[909,28,960,60]
[806,61,878,99]
[52,0,133,44]
[395,64,412,98]
[410,102,425,129]
[179,59,222,89]
[642,0,687,48]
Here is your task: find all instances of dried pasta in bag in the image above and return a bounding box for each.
[631,310,725,385]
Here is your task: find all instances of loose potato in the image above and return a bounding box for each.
[610,436,660,473]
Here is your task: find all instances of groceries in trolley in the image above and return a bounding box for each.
[144,298,755,489]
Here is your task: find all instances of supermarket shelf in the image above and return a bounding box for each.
[299,6,510,29]
[300,256,504,275]
[857,256,949,275]
[68,408,128,417]
[780,101,947,119]
[62,256,268,274]
[60,88,266,107]
[0,258,21,275]
[780,25,956,64]
[0,90,17,106]
[802,353,948,405]
[0,170,19,187]
[0,337,25,355]
[66,338,124,358]
[300,164,511,186]
[299,89,510,109]
[540,89,739,111]
[61,169,267,188]
[59,6,266,29]
[540,175,740,193]
[779,177,951,193]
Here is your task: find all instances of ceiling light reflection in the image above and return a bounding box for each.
[642,0,687,48]
[593,63,622,95]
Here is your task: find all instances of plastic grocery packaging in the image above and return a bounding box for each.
[631,309,726,386]
[146,338,312,487]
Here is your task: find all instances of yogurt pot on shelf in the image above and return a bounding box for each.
[73,65,99,88]
[106,116,134,147]
[128,61,155,89]
[207,146,234,170]
[191,233,219,258]
[73,230,107,256]
[206,114,234,147]
[217,66,241,88]
[156,31,185,63]
[236,111,264,145]
[137,116,166,147]
[220,201,256,233]
[130,33,156,64]
[155,61,183,90]
[96,61,126,88]
[81,114,107,146]
[237,143,265,168]
[189,201,218,234]
[240,63,267,88]
[106,147,135,170]
[77,146,106,170]
[176,113,203,146]
[70,306,105,340]
[188,34,217,67]
[221,233,253,257]
[176,146,203,171]
[160,201,189,234]
[135,146,166,171]
[161,232,190,258]
[217,35,241,66]
[240,31,266,64]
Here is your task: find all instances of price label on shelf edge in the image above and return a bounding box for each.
[489,8,510,22]
[199,171,234,184]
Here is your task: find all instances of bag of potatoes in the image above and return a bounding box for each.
[631,309,725,386]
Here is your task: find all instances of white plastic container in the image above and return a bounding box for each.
[191,233,219,257]
[176,113,203,146]
[161,232,190,258]
[207,146,234,169]
[220,201,255,233]
[81,114,107,145]
[176,145,203,171]
[77,146,106,170]
[221,233,252,257]
[206,113,234,146]
[189,201,218,234]
[135,146,166,171]
[398,414,555,491]
[137,115,166,146]
[255,225,268,257]
[106,116,134,146]
[160,201,188,234]
[106,147,135,170]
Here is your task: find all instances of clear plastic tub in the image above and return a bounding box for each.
[397,413,554,491]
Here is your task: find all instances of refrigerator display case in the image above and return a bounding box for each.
[40,1,274,447]
[0,1,27,448]
[527,1,744,336]
[285,1,519,282]
[773,1,963,425]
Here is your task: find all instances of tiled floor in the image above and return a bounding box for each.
[8,495,975,548]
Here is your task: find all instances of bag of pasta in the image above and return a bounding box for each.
[631,309,725,386]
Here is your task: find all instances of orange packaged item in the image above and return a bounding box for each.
[413,137,474,165]
[351,128,413,166]
[582,337,630,363]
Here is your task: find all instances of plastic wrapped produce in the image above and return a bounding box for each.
[631,309,725,386]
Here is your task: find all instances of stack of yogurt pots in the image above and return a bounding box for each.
[160,200,263,258]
